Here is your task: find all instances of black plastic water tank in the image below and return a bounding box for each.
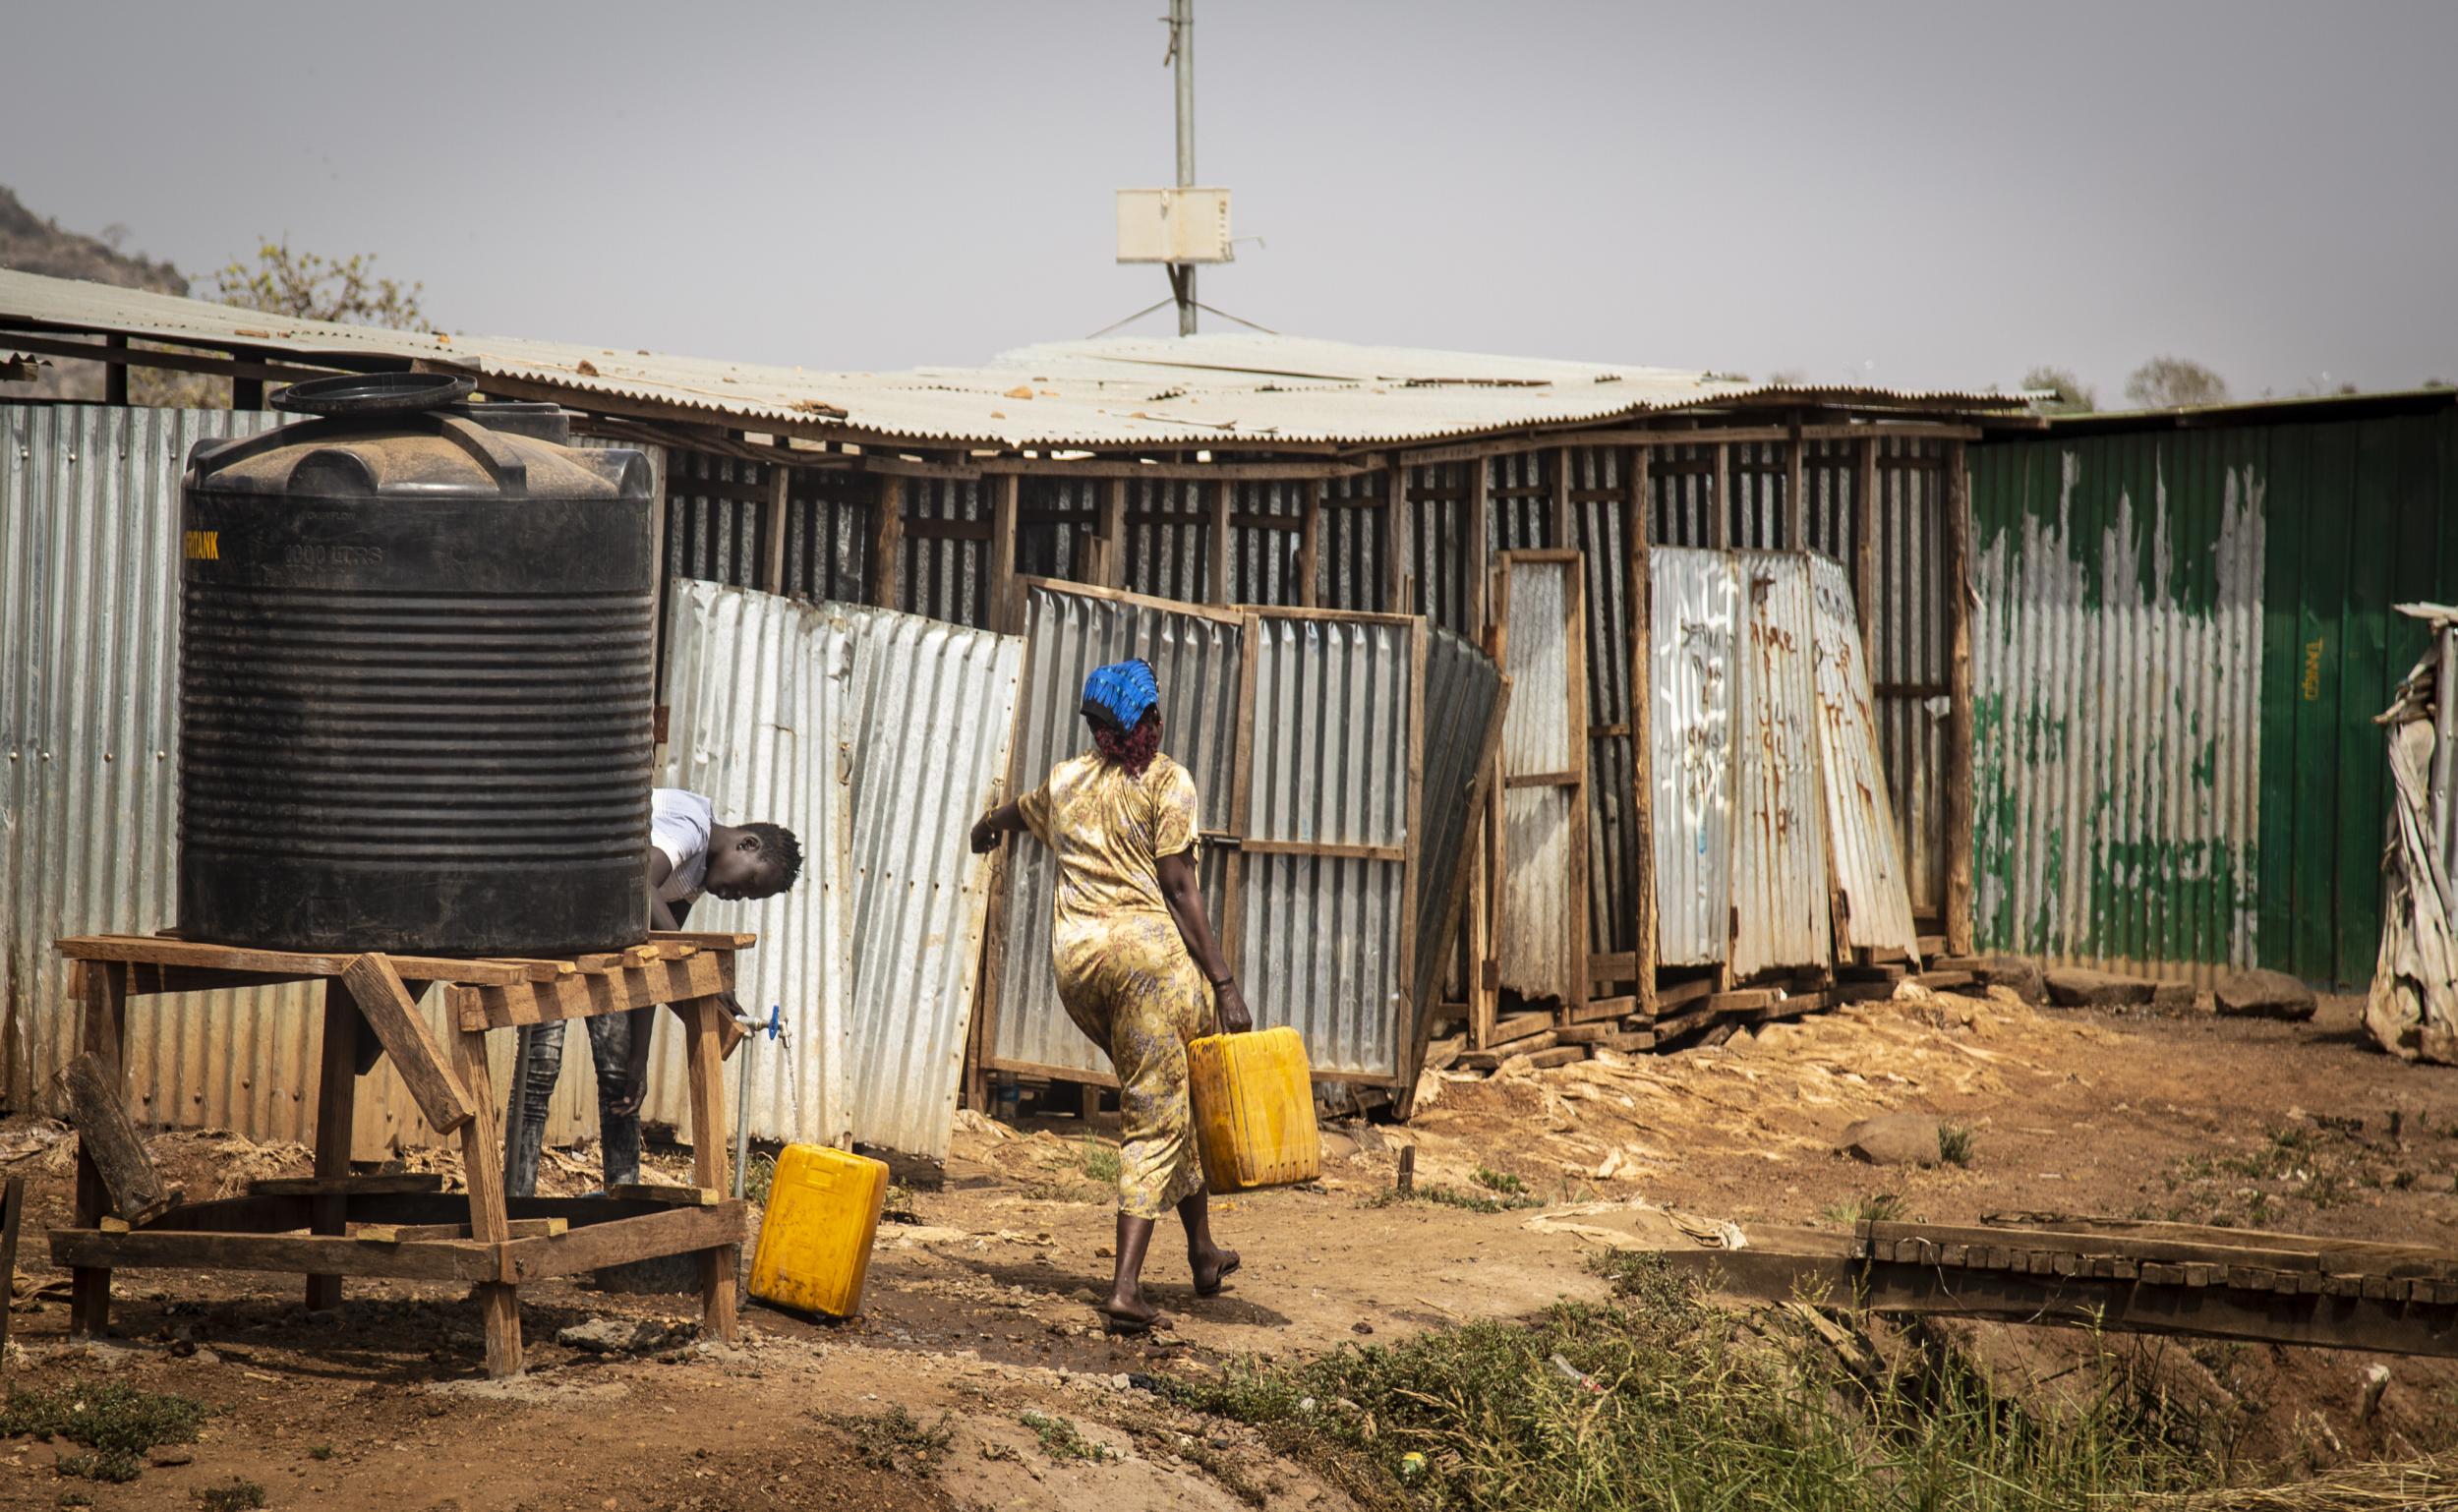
[177,372,657,955]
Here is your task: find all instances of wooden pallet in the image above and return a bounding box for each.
[51,931,756,1379]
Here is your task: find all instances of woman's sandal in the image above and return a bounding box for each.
[1194,1251,1241,1299]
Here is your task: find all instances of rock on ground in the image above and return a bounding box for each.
[2044,968,2156,1009]
[2213,968,2318,1021]
[1838,1111,1944,1167]
[1978,957,2047,1005]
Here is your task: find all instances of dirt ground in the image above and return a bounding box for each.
[3,985,2456,1510]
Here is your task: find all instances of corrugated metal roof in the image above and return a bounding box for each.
[0,268,2027,453]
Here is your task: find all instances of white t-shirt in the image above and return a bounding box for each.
[651,787,716,901]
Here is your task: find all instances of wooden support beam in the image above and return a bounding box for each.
[871,474,905,609]
[1293,479,1320,607]
[359,1217,569,1244]
[762,453,790,595]
[251,1174,444,1197]
[1385,465,1412,613]
[0,330,338,387]
[60,935,533,987]
[341,955,474,1134]
[1210,478,1234,606]
[990,473,1021,633]
[1942,440,1975,957]
[309,978,358,1309]
[1466,458,1492,635]
[449,1023,522,1377]
[607,1184,722,1207]
[69,961,126,1338]
[684,996,740,1342]
[1854,437,1880,669]
[0,1177,22,1364]
[450,952,734,1031]
[49,1227,498,1282]
[1627,445,1659,1020]
[1784,429,1807,552]
[54,1052,176,1226]
[499,1203,748,1283]
[103,334,128,405]
[1709,441,1730,549]
[1551,446,1573,547]
[1100,477,1128,590]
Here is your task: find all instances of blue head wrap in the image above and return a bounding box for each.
[1082,660,1159,732]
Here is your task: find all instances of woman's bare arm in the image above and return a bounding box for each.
[1156,849,1253,1033]
[970,800,1025,853]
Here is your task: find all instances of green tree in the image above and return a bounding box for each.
[2020,365,2096,414]
[2124,355,2229,410]
[201,239,430,328]
[133,240,435,408]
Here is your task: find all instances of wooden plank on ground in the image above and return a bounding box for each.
[1651,976,1716,1011]
[1979,1214,2458,1279]
[1523,1045,1588,1070]
[341,955,474,1134]
[1553,1023,1617,1045]
[1568,995,1635,1024]
[1488,1012,1553,1046]
[1862,1219,2338,1275]
[53,1052,179,1226]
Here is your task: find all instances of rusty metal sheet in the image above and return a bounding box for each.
[1648,549,1738,966]
[1730,552,1832,976]
[1809,555,1919,958]
[1413,628,1506,1040]
[1496,556,1582,1002]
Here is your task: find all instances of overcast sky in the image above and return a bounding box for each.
[8,1,2453,401]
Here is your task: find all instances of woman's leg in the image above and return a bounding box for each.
[1106,1213,1159,1324]
[1177,1189,1239,1295]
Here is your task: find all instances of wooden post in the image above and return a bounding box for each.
[1710,441,1730,550]
[1628,446,1659,1019]
[1466,459,1492,635]
[1551,446,1574,548]
[0,1176,22,1366]
[1943,440,1976,958]
[307,980,360,1310]
[1396,618,1429,1062]
[684,995,740,1343]
[871,474,904,610]
[990,474,1021,633]
[762,452,791,596]
[1295,480,1320,608]
[232,377,264,410]
[1478,612,1506,1045]
[1211,479,1235,606]
[53,1054,175,1225]
[1785,428,1807,552]
[1564,557,1591,1019]
[1100,478,1128,590]
[69,961,126,1338]
[103,335,128,406]
[1854,438,1880,668]
[1386,465,1412,613]
[448,1021,520,1377]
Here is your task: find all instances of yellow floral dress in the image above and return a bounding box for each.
[1019,750,1215,1220]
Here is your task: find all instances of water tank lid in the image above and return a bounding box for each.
[272,372,474,418]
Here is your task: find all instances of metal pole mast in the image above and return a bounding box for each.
[1171,0,1197,335]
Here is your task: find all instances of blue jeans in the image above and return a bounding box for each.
[503,1014,642,1197]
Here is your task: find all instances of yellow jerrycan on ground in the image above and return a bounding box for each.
[748,1142,890,1318]
[1187,1025,1322,1192]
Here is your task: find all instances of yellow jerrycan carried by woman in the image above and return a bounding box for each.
[748,1142,890,1317]
[1186,1025,1322,1192]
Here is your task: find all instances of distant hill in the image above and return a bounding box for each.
[0,184,189,398]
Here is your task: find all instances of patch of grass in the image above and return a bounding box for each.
[56,1491,93,1509]
[741,1150,778,1206]
[882,1183,921,1225]
[1160,1255,2220,1512]
[1822,1192,1908,1227]
[308,1443,334,1462]
[1081,1136,1122,1186]
[193,1480,267,1512]
[1938,1123,1975,1167]
[1359,1181,1543,1214]
[829,1405,956,1478]
[1021,1410,1114,1463]
[1,1381,209,1484]
[1472,1167,1528,1195]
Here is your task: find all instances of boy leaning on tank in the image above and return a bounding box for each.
[502,786,803,1196]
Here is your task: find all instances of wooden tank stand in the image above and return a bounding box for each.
[47,930,756,1379]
